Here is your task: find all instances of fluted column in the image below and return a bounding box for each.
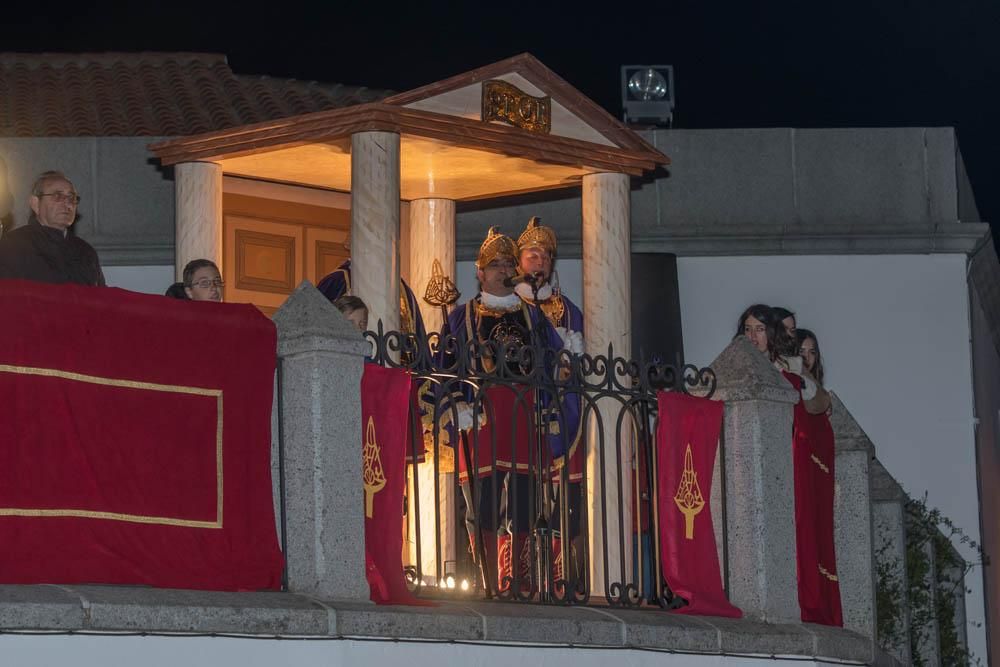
[351,131,400,335]
[581,172,632,598]
[405,199,457,584]
[174,162,222,281]
[407,198,456,333]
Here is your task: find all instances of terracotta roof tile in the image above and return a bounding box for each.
[0,52,388,137]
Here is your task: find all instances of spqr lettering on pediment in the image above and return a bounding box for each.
[481,80,551,134]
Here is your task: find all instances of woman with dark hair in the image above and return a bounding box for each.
[736,308,841,625]
[796,328,825,387]
[772,306,796,338]
[735,304,797,361]
[735,304,828,414]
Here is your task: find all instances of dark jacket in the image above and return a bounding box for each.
[0,220,105,286]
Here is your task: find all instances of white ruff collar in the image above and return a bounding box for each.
[514,282,553,302]
[480,291,523,312]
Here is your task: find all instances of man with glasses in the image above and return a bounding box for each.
[0,170,105,286]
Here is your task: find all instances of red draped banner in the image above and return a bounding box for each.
[784,372,843,626]
[361,364,424,604]
[0,280,282,590]
[656,392,741,618]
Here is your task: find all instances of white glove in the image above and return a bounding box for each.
[454,402,474,431]
[566,330,584,355]
[799,374,818,401]
[555,327,585,355]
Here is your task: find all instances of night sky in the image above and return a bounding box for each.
[5,1,998,229]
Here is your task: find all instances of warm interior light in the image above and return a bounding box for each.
[460,579,470,591]
[445,576,456,589]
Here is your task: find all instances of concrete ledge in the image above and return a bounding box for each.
[0,586,902,664]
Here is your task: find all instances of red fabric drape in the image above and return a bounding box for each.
[0,281,282,590]
[783,372,843,626]
[361,364,426,605]
[457,385,536,483]
[656,391,742,618]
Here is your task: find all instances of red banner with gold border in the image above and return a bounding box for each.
[0,280,282,590]
[656,391,741,618]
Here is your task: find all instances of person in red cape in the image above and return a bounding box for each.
[738,304,842,626]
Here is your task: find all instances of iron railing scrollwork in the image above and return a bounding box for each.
[365,321,716,609]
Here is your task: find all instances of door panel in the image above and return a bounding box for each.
[223,215,304,313]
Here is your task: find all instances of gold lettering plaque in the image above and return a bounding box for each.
[482,80,551,134]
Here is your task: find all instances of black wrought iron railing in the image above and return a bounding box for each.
[365,322,715,608]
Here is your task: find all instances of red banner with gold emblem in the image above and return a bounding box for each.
[784,372,843,626]
[361,364,426,604]
[0,280,282,590]
[656,392,741,617]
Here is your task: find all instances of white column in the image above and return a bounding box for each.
[174,162,222,281]
[407,198,456,333]
[350,131,401,334]
[405,199,457,584]
[582,172,633,599]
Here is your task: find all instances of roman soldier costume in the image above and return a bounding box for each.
[432,227,565,592]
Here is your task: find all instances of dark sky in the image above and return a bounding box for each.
[5,1,999,225]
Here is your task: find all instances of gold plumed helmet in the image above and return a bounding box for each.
[517,216,557,257]
[476,226,518,270]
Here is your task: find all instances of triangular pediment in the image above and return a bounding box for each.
[383,53,660,156]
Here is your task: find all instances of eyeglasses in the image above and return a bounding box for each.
[37,192,81,205]
[189,278,225,289]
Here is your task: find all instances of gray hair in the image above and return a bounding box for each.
[31,170,73,196]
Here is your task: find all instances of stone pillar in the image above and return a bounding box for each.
[709,337,800,623]
[351,131,401,335]
[581,172,632,598]
[871,459,912,664]
[908,514,941,666]
[407,198,456,333]
[829,392,877,639]
[940,540,969,658]
[174,161,223,281]
[273,282,371,601]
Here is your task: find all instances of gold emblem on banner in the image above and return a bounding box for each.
[819,564,839,582]
[674,444,706,540]
[363,416,387,519]
[482,80,552,134]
